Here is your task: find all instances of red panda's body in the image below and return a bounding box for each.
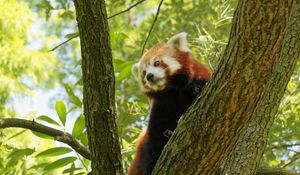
[128,33,211,175]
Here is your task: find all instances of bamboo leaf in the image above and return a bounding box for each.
[36,147,73,157]
[55,101,67,126]
[36,115,61,126]
[44,157,77,171]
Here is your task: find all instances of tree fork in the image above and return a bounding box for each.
[153,0,296,174]
[73,0,123,174]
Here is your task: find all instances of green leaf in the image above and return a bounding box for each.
[36,115,61,126]
[83,158,91,168]
[115,61,136,82]
[44,157,77,171]
[72,114,86,139]
[64,84,74,96]
[64,84,82,107]
[80,130,88,146]
[36,147,73,157]
[56,101,67,126]
[7,148,35,167]
[75,173,85,175]
[69,95,82,108]
[116,65,132,82]
[32,131,53,140]
[75,78,83,86]
[8,148,35,158]
[65,32,79,39]
[28,163,48,170]
[62,163,82,174]
[6,130,26,140]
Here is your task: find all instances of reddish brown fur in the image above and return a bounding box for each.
[175,48,211,80]
[130,39,211,175]
[128,129,149,175]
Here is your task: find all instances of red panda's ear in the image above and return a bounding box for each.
[167,32,190,52]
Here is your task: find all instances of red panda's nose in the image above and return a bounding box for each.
[146,73,154,82]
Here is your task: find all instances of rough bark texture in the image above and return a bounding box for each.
[221,2,300,174]
[152,0,295,174]
[73,1,123,174]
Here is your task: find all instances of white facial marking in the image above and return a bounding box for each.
[138,56,181,92]
[162,56,181,74]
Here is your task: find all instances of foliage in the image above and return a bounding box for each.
[261,63,300,171]
[0,0,59,117]
[0,0,61,174]
[1,0,300,173]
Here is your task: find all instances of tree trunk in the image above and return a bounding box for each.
[73,1,123,175]
[221,2,300,174]
[152,0,295,174]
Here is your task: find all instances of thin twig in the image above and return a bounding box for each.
[49,36,78,52]
[269,143,300,150]
[108,0,146,19]
[50,0,147,52]
[0,118,91,160]
[141,0,164,56]
[282,152,300,168]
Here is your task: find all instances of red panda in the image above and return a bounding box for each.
[128,32,211,175]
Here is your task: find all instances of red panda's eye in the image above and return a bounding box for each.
[142,70,146,76]
[154,61,160,67]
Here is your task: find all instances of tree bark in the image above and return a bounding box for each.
[152,0,295,174]
[221,2,300,174]
[73,0,123,174]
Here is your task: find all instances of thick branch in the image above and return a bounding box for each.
[0,118,91,160]
[153,0,295,174]
[221,2,300,174]
[73,0,123,174]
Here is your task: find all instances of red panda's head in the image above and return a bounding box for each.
[133,32,193,95]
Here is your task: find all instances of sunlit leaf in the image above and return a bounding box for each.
[32,131,53,140]
[36,147,73,157]
[69,95,82,107]
[36,115,61,126]
[62,163,82,174]
[75,173,85,175]
[64,84,82,107]
[55,101,67,126]
[80,130,89,146]
[44,157,77,171]
[65,32,79,39]
[7,148,35,167]
[28,163,48,170]
[6,130,26,140]
[72,114,86,139]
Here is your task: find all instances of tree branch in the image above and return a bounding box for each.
[269,143,300,150]
[141,0,164,55]
[0,118,91,160]
[50,0,147,52]
[48,35,78,52]
[108,0,146,19]
[282,152,300,168]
